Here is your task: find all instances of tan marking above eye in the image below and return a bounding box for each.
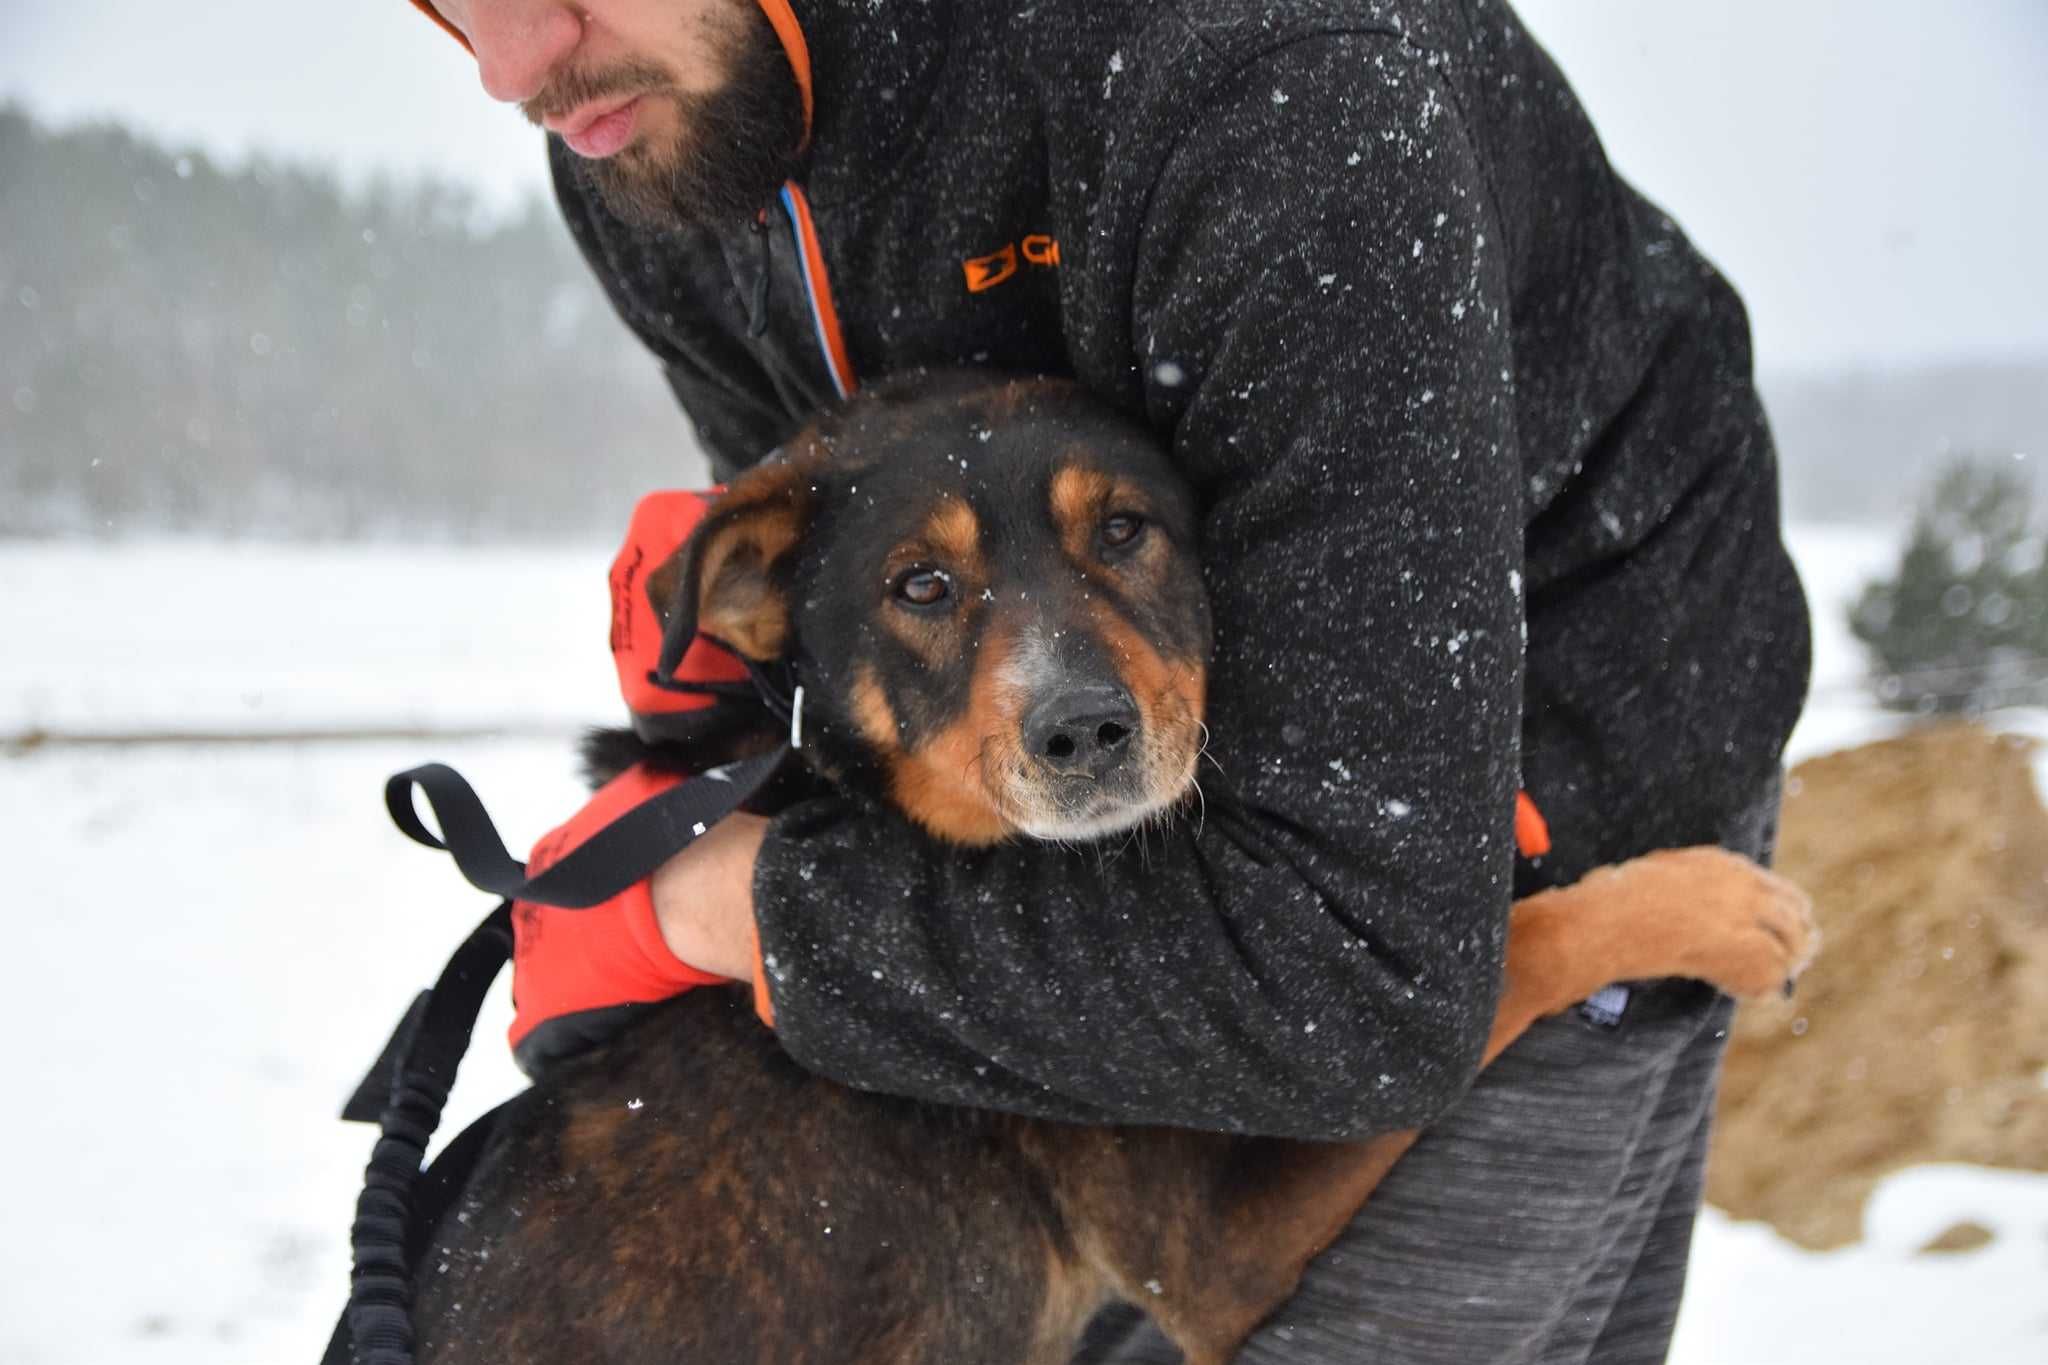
[1049,463,1116,563]
[922,496,985,578]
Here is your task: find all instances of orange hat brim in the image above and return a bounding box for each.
[409,0,474,53]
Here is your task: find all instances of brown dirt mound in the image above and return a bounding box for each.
[1705,722,2048,1249]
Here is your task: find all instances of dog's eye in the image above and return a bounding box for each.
[893,567,952,608]
[1101,513,1146,550]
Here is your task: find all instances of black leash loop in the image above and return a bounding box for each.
[383,746,788,909]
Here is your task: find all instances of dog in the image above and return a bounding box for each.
[411,373,1815,1364]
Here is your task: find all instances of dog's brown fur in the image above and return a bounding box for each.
[413,376,1816,1364]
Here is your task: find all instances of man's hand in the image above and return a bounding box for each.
[651,812,769,981]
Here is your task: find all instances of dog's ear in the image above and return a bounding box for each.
[654,461,813,662]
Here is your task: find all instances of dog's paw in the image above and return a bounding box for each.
[1600,846,1821,1000]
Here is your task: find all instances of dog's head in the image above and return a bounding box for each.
[660,374,1212,845]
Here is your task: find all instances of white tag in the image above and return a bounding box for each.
[1579,984,1631,1030]
[790,685,807,750]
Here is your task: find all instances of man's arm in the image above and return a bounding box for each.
[744,34,1521,1141]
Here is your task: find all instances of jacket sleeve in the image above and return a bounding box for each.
[750,34,1525,1141]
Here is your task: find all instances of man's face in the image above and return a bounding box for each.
[428,0,804,227]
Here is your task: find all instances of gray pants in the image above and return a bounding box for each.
[1074,784,1780,1365]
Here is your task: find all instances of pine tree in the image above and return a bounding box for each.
[1849,457,2048,714]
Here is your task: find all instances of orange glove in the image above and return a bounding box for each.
[609,488,751,739]
[506,763,735,1076]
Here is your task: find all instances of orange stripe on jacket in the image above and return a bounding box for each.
[1514,790,1552,859]
[782,182,859,398]
[754,0,815,148]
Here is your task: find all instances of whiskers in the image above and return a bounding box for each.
[1195,719,1225,779]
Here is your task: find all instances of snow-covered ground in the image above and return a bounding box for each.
[1,527,2042,1365]
[0,540,618,737]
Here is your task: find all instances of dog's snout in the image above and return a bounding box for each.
[1024,686,1140,777]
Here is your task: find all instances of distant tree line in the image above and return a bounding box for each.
[7,105,2040,542]
[0,104,701,540]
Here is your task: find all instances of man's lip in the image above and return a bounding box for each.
[548,95,643,159]
[540,93,632,137]
[542,93,639,139]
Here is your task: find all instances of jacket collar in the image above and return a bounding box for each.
[768,0,956,210]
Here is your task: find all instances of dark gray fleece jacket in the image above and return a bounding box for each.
[550,0,1811,1140]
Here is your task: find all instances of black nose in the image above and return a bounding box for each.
[1024,686,1141,777]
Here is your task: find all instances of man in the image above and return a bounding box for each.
[406,2,1810,1361]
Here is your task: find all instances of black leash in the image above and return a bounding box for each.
[334,630,802,1364]
[338,900,513,1365]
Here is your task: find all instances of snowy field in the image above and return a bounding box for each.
[2,527,2044,1365]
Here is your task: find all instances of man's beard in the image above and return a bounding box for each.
[524,5,805,230]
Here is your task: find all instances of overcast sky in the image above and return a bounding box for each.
[3,0,2044,376]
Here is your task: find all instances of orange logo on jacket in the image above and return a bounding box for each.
[965,234,1062,293]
